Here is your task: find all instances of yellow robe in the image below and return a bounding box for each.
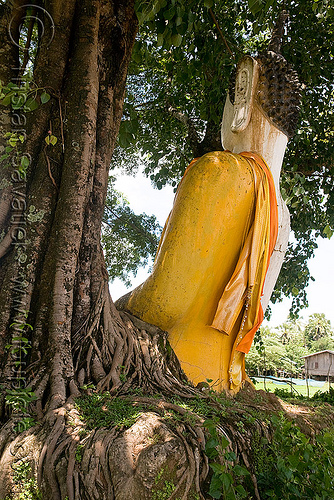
[120,151,277,392]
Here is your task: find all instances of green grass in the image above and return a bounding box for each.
[75,394,145,429]
[253,379,331,398]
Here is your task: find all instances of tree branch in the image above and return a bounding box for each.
[199,118,223,155]
[268,10,289,54]
[166,104,202,157]
[209,8,235,60]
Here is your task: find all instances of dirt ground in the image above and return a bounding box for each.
[235,383,334,435]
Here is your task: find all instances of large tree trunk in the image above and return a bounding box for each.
[0,0,136,396]
[0,2,219,498]
[0,0,139,405]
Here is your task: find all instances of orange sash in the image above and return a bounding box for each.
[210,151,278,354]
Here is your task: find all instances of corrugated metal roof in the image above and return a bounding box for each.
[302,350,334,359]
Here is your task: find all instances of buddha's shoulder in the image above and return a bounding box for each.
[186,151,253,179]
[200,151,249,164]
[178,152,254,195]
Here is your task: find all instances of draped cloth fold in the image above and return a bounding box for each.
[210,152,278,361]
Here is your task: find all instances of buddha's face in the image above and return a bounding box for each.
[221,55,289,166]
[221,56,260,151]
[222,52,301,151]
[230,56,258,133]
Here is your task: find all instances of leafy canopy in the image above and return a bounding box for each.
[103,177,161,286]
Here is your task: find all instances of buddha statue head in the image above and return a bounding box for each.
[221,51,302,171]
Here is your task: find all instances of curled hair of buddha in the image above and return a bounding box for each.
[228,51,302,138]
[256,51,302,138]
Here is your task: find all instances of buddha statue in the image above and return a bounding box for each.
[116,51,301,393]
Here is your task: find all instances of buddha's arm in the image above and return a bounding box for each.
[261,195,290,311]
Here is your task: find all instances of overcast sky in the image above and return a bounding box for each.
[109,168,334,329]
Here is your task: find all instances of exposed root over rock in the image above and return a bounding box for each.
[1,379,334,499]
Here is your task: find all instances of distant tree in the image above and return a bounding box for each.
[278,318,304,345]
[102,177,161,286]
[310,336,334,353]
[304,313,334,349]
[246,327,286,376]
[284,330,308,373]
[246,321,308,376]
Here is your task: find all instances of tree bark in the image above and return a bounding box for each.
[0,2,220,498]
[0,0,138,403]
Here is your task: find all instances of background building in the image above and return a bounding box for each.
[303,350,334,380]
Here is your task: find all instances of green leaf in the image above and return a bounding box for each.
[176,22,188,35]
[14,417,36,433]
[210,462,225,474]
[288,454,301,469]
[46,134,58,146]
[204,0,214,8]
[225,451,237,461]
[9,138,18,147]
[21,156,30,169]
[248,0,263,14]
[221,436,229,449]
[235,484,247,498]
[11,94,26,110]
[164,7,175,20]
[233,464,249,476]
[205,436,219,450]
[321,433,334,447]
[1,94,12,106]
[24,97,38,112]
[323,224,333,239]
[50,135,58,146]
[171,33,182,47]
[220,472,233,490]
[209,473,223,499]
[157,33,164,47]
[40,92,51,104]
[12,337,30,345]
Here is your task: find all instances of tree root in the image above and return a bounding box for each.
[0,282,275,500]
[0,380,283,499]
[72,282,197,400]
[0,275,287,500]
[3,372,330,500]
